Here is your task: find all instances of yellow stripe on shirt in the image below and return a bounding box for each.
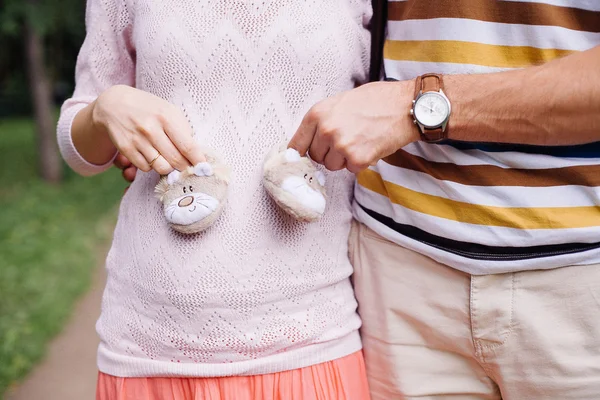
[384,40,577,68]
[357,169,600,230]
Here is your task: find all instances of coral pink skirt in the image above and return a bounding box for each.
[97,351,370,400]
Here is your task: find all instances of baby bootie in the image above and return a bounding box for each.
[263,145,326,222]
[155,150,230,234]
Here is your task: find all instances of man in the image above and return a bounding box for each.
[287,0,600,399]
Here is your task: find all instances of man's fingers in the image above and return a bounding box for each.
[309,136,329,164]
[114,153,132,169]
[323,151,346,171]
[122,166,137,183]
[288,109,319,155]
[346,160,370,174]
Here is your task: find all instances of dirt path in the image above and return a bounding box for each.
[7,264,106,400]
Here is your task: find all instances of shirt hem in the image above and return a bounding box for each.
[353,201,600,275]
[97,330,362,378]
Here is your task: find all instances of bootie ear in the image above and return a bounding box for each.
[193,162,214,177]
[263,144,327,222]
[284,148,302,163]
[315,170,326,187]
[166,170,181,185]
[155,149,230,234]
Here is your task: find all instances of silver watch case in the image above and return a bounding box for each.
[410,89,452,132]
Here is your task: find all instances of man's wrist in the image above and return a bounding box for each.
[442,72,519,143]
[442,74,472,142]
[396,78,421,144]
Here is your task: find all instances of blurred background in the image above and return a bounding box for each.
[0,1,125,398]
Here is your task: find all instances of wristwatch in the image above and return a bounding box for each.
[410,73,451,142]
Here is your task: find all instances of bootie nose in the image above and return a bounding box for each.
[178,196,194,207]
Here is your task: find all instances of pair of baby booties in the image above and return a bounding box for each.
[155,144,327,234]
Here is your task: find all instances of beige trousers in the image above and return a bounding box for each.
[350,222,600,400]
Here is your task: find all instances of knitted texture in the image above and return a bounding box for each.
[57,0,371,377]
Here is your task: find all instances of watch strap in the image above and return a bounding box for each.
[414,73,448,142]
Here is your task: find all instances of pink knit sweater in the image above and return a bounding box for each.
[57,0,371,377]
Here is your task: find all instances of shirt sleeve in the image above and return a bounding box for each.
[57,0,135,176]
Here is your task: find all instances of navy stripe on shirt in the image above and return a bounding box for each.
[442,140,600,158]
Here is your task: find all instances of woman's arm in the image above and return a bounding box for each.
[70,84,206,176]
[57,0,134,176]
[70,100,114,167]
[58,0,204,177]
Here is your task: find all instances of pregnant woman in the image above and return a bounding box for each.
[58,0,372,399]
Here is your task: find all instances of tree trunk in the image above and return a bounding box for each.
[25,19,62,183]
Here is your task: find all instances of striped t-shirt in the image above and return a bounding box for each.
[354,0,600,274]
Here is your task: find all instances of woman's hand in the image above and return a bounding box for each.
[90,85,205,175]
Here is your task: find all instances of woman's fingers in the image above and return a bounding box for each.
[102,88,204,173]
[140,124,191,172]
[162,111,206,165]
[125,149,154,173]
[137,139,174,175]
[151,156,174,176]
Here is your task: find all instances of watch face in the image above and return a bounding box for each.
[414,92,450,128]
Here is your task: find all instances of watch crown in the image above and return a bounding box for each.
[410,109,414,115]
[412,100,415,104]
[413,120,417,125]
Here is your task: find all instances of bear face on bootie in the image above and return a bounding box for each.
[155,155,230,234]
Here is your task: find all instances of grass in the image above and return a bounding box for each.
[0,116,126,398]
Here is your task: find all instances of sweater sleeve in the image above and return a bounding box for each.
[57,0,135,176]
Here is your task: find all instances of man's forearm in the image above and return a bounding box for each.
[287,46,600,172]
[445,45,600,146]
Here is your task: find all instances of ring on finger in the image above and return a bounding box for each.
[148,151,161,167]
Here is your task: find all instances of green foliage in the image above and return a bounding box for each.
[0,0,86,117]
[0,72,31,117]
[0,116,125,398]
[0,0,85,37]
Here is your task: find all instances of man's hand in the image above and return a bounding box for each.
[114,153,137,183]
[288,80,419,173]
